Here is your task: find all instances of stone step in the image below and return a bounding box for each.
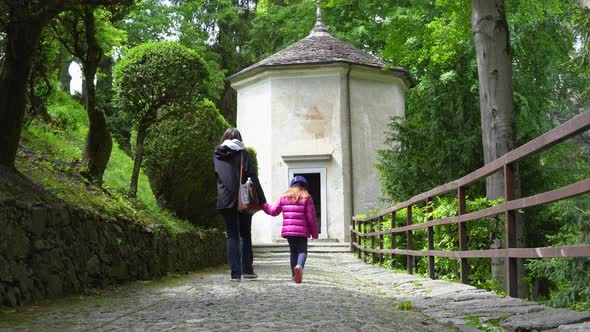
[253,242,351,253]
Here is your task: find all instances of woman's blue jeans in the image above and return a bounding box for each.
[219,208,254,278]
[286,236,308,276]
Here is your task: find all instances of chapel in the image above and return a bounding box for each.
[227,6,415,243]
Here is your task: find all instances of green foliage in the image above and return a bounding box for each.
[119,0,247,104]
[374,0,483,202]
[19,91,195,233]
[465,315,504,332]
[397,300,413,311]
[47,91,89,133]
[28,31,62,120]
[94,8,128,53]
[245,146,259,175]
[143,99,230,227]
[573,5,590,66]
[52,6,129,61]
[374,0,590,200]
[246,0,315,60]
[119,0,177,46]
[113,40,208,130]
[526,196,590,311]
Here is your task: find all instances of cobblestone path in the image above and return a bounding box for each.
[0,252,452,331]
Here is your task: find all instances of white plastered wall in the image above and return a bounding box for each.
[234,78,274,243]
[349,66,407,216]
[269,66,347,242]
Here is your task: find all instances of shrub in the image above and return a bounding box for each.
[143,99,229,227]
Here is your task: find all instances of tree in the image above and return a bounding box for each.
[0,0,128,170]
[172,0,252,123]
[113,41,209,197]
[119,0,177,46]
[51,4,130,184]
[27,31,61,122]
[472,0,528,297]
[0,1,62,168]
[373,0,484,201]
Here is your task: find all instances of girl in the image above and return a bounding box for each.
[263,176,319,283]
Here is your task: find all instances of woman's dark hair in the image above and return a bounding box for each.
[220,128,243,144]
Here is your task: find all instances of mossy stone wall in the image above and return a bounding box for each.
[0,198,226,306]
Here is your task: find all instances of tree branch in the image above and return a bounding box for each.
[51,23,77,58]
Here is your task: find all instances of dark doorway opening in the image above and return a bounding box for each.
[294,172,321,233]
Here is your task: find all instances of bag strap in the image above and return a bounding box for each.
[239,151,244,184]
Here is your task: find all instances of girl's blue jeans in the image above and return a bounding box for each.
[219,208,254,278]
[286,236,308,275]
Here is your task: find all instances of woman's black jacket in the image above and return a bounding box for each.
[214,146,266,210]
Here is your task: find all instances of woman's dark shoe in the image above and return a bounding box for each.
[230,276,241,282]
[243,272,258,279]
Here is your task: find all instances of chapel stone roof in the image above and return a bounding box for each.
[228,6,415,88]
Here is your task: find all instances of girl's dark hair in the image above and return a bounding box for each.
[220,128,243,144]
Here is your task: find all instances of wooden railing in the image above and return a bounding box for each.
[351,111,590,298]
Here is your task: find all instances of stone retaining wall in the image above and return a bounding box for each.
[0,198,226,306]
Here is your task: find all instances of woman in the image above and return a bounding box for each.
[214,128,266,281]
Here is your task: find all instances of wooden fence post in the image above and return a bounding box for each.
[357,220,362,259]
[458,187,469,284]
[427,198,435,279]
[351,219,355,254]
[364,221,369,263]
[379,216,384,265]
[504,163,518,297]
[370,218,376,263]
[391,211,396,268]
[407,205,413,274]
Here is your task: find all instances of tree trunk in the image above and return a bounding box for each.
[0,11,46,168]
[27,68,52,122]
[80,7,112,185]
[128,127,147,198]
[96,55,114,116]
[58,48,73,93]
[472,0,528,298]
[219,80,237,125]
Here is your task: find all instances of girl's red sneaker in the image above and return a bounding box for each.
[294,265,303,283]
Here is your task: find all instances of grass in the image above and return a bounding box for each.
[9,91,195,233]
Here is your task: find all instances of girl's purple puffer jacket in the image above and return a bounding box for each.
[263,196,319,239]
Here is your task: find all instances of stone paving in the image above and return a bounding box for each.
[1,252,589,331]
[0,252,452,331]
[342,254,590,332]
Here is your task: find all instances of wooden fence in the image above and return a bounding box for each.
[351,111,590,298]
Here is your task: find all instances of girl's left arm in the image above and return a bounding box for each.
[305,197,319,239]
[263,200,282,216]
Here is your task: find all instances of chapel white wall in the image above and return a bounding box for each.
[235,79,274,243]
[349,70,406,216]
[268,68,347,242]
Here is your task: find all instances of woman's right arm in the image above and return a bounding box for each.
[263,200,282,216]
